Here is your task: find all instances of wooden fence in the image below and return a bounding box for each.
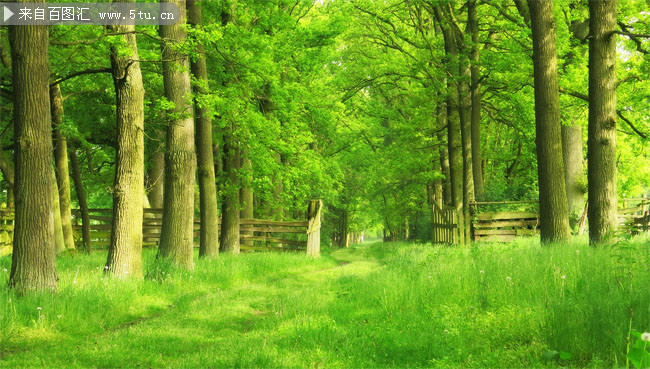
[431,204,458,244]
[470,201,540,243]
[0,200,322,256]
[619,198,650,233]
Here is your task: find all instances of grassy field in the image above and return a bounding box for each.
[1,236,649,368]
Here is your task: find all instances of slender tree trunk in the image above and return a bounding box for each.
[147,129,165,209]
[240,148,254,218]
[588,0,618,244]
[188,0,219,258]
[51,167,66,254]
[69,148,91,253]
[458,53,473,243]
[106,7,145,278]
[528,0,571,242]
[240,146,254,247]
[436,104,451,206]
[158,0,197,269]
[468,0,484,200]
[562,123,585,220]
[50,84,75,251]
[8,13,58,293]
[271,152,285,219]
[435,7,465,244]
[220,128,240,253]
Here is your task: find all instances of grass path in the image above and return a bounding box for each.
[2,239,649,368]
[1,247,383,368]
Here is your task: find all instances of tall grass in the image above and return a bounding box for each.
[0,236,648,368]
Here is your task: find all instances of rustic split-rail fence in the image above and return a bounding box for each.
[0,199,323,256]
[431,197,650,244]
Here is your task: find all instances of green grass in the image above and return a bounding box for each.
[1,236,649,368]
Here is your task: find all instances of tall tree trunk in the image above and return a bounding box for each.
[8,13,58,293]
[240,147,254,219]
[69,148,91,253]
[240,146,254,247]
[220,128,240,253]
[562,123,585,221]
[147,129,165,208]
[51,167,66,254]
[436,103,451,206]
[468,0,484,200]
[106,7,145,278]
[588,0,618,244]
[434,7,465,244]
[50,84,75,251]
[528,0,571,242]
[158,0,197,269]
[188,0,219,258]
[458,53,473,243]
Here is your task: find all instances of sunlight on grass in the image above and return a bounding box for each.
[1,238,649,368]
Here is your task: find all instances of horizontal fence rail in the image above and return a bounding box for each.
[470,201,540,243]
[0,199,323,257]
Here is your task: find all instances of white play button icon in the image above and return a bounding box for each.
[3,6,13,22]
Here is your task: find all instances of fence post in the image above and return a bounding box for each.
[306,199,322,257]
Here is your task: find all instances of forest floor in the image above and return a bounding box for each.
[1,237,649,368]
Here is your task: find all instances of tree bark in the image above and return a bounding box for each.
[528,0,571,242]
[69,148,91,253]
[8,12,58,293]
[468,0,484,200]
[147,129,165,209]
[588,0,618,244]
[157,0,197,269]
[188,0,219,258]
[434,6,465,244]
[562,122,585,220]
[436,103,451,206]
[220,128,240,253]
[50,84,75,251]
[105,5,145,279]
[51,167,66,254]
[240,148,254,219]
[239,146,254,247]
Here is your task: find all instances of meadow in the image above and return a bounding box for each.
[1,237,649,368]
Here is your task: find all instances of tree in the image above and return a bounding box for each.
[188,0,219,258]
[50,84,75,251]
[157,0,197,268]
[220,128,240,254]
[588,0,618,244]
[8,10,58,293]
[527,0,571,242]
[468,0,484,200]
[434,6,465,244]
[105,0,146,278]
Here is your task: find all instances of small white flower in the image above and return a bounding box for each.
[73,280,77,284]
[506,276,512,282]
[443,329,449,334]
[37,307,42,310]
[2,268,7,273]
[479,270,485,274]
[561,275,566,280]
[104,266,109,270]
[641,332,650,342]
[57,315,62,319]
